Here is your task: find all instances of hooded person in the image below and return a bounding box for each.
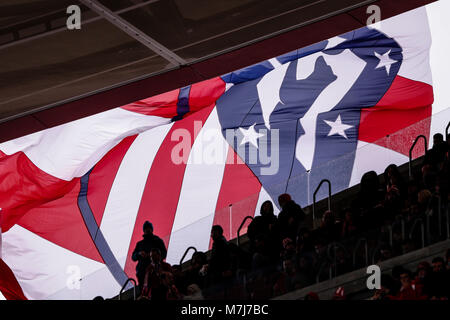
[276,194,306,241]
[131,221,167,292]
[247,201,281,261]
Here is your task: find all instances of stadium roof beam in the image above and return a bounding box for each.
[79,0,186,66]
[0,0,161,51]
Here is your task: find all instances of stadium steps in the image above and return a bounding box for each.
[229,155,426,253]
[272,239,450,300]
[113,153,429,300]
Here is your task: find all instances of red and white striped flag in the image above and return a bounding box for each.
[0,4,448,299]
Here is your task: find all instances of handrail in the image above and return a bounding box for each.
[446,121,450,141]
[446,206,450,239]
[119,278,137,301]
[237,216,254,246]
[389,217,405,246]
[426,210,431,245]
[371,243,384,265]
[353,238,368,268]
[316,261,329,284]
[327,241,348,278]
[180,246,197,266]
[312,179,331,223]
[437,195,442,238]
[409,135,428,177]
[409,218,425,248]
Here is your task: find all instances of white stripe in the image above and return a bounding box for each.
[368,6,432,85]
[427,1,450,115]
[0,108,170,181]
[0,291,5,300]
[99,123,173,268]
[166,108,228,264]
[2,225,119,300]
[349,141,408,187]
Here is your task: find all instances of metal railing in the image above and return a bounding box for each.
[409,135,428,177]
[237,216,254,246]
[371,243,384,265]
[316,261,330,284]
[446,206,450,239]
[353,238,368,268]
[119,278,137,300]
[409,218,425,249]
[180,246,197,266]
[437,195,442,238]
[389,216,406,246]
[446,121,450,140]
[312,179,331,223]
[327,241,349,278]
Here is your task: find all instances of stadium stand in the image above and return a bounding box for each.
[114,127,450,301]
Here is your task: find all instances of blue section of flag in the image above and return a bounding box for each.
[215,27,403,208]
[221,61,274,84]
[172,86,191,121]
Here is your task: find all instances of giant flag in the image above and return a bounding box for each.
[0,6,439,299]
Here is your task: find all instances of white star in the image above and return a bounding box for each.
[239,124,265,148]
[374,49,398,75]
[324,115,353,139]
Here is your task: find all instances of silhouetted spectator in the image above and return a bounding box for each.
[317,210,340,243]
[280,238,296,261]
[251,234,272,274]
[273,258,306,296]
[296,255,315,287]
[131,221,167,292]
[171,264,188,295]
[354,171,384,210]
[140,248,173,300]
[369,274,395,300]
[425,257,449,299]
[395,268,426,300]
[412,261,431,297]
[296,227,315,256]
[185,251,207,289]
[422,166,438,192]
[248,201,280,261]
[384,164,407,199]
[340,208,359,240]
[206,225,232,284]
[424,133,448,168]
[277,194,306,241]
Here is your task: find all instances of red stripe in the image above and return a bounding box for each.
[16,178,104,263]
[121,89,180,118]
[0,151,77,233]
[209,146,262,247]
[123,78,226,277]
[187,77,227,114]
[0,259,27,300]
[123,106,215,277]
[120,77,226,119]
[358,76,433,157]
[0,136,139,263]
